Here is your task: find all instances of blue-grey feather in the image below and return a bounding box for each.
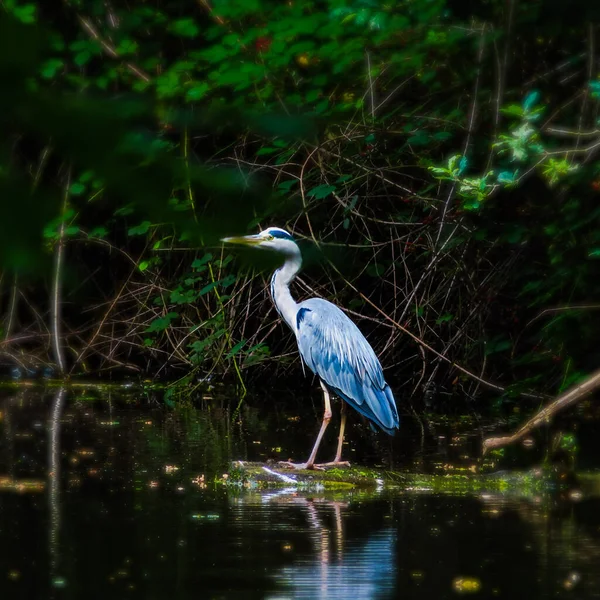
[296,307,311,329]
[295,297,399,434]
[266,228,295,241]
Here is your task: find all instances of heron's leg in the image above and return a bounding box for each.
[315,402,351,468]
[334,402,347,462]
[279,380,331,470]
[304,381,333,467]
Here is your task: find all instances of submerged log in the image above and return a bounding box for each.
[223,461,575,498]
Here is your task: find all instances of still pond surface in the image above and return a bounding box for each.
[0,387,599,599]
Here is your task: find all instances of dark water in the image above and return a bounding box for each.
[1,387,600,599]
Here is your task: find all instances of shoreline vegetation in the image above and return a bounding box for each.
[0,1,599,461]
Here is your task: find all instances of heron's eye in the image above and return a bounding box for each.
[267,234,274,241]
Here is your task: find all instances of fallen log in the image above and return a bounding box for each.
[482,368,600,454]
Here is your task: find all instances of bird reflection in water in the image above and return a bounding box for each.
[261,490,396,600]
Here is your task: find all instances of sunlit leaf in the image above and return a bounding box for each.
[522,90,540,111]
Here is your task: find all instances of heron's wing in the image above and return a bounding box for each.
[296,299,399,434]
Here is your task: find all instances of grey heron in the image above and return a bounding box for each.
[222,227,399,469]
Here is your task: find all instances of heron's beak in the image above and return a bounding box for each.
[221,234,263,246]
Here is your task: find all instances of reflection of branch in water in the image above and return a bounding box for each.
[48,388,66,589]
[263,492,396,599]
[3,395,14,478]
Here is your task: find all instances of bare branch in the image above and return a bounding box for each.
[77,16,151,83]
[482,368,600,454]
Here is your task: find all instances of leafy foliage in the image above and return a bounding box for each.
[0,0,599,407]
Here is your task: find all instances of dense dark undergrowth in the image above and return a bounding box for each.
[0,0,599,411]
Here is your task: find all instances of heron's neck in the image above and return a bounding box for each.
[270,252,302,333]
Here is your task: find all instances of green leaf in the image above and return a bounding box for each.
[314,99,330,114]
[139,260,150,272]
[114,205,134,217]
[42,210,76,239]
[435,313,453,324]
[145,312,178,333]
[189,337,213,355]
[307,184,336,199]
[74,51,91,67]
[432,131,452,141]
[192,253,213,269]
[13,4,36,23]
[128,221,152,236]
[278,179,298,192]
[497,171,516,184]
[89,227,108,238]
[256,147,278,156]
[199,281,219,296]
[169,18,199,38]
[559,371,586,393]
[225,339,246,359]
[170,288,197,304]
[186,82,210,101]
[40,58,63,79]
[116,39,138,55]
[407,132,430,146]
[156,71,181,98]
[523,90,540,111]
[305,89,321,103]
[70,182,85,196]
[243,342,270,366]
[220,274,236,288]
[500,104,524,118]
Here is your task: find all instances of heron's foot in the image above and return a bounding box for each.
[278,461,325,471]
[314,460,351,469]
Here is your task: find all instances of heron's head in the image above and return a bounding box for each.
[221,227,299,256]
